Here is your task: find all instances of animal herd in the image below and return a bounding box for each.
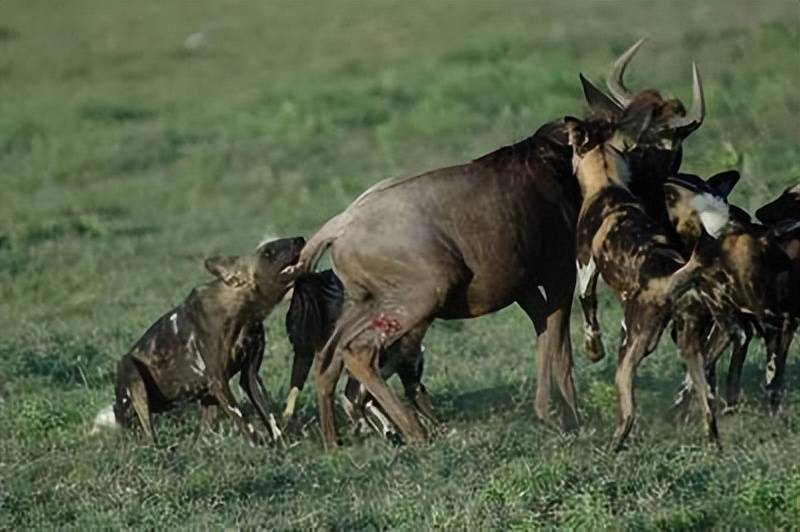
[95,39,800,452]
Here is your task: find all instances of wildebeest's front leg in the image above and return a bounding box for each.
[520,273,579,431]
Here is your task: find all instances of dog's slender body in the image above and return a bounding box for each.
[113,237,305,446]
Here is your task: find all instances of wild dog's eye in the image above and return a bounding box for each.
[261,247,276,260]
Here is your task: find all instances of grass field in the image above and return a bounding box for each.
[1,1,799,529]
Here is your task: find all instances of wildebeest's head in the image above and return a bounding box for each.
[579,39,705,181]
[663,171,740,244]
[205,236,306,307]
[755,184,800,225]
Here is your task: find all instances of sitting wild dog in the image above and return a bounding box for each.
[664,176,800,412]
[113,237,305,446]
[283,269,439,441]
[566,103,713,451]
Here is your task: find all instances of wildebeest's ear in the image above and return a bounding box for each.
[580,73,622,118]
[706,170,740,199]
[618,102,653,144]
[205,256,249,287]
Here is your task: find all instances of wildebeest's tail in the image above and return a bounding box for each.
[300,213,347,273]
[285,270,344,391]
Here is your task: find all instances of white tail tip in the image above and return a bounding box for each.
[90,404,119,435]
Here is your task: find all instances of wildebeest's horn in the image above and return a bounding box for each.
[668,62,705,136]
[579,73,622,117]
[606,38,646,108]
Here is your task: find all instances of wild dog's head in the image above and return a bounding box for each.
[755,184,800,225]
[579,39,704,183]
[663,170,740,246]
[565,93,675,198]
[205,236,306,310]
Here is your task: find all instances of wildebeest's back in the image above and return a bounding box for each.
[579,187,683,301]
[331,127,578,317]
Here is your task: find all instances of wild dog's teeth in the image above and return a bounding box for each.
[280,261,304,275]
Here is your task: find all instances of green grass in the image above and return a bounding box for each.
[1,0,799,529]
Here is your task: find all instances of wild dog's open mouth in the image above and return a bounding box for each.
[280,260,304,277]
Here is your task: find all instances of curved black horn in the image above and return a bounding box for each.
[579,73,622,117]
[606,38,646,108]
[668,62,705,137]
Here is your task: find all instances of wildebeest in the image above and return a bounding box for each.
[296,40,706,450]
[665,175,800,411]
[113,237,305,446]
[283,269,439,440]
[566,105,715,451]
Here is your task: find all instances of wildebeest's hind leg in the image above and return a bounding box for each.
[612,303,667,451]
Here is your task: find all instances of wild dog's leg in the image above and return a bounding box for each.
[612,304,665,451]
[685,347,721,448]
[674,313,721,447]
[118,357,157,445]
[764,318,796,413]
[725,321,752,408]
[199,397,219,431]
[209,380,260,445]
[238,325,282,441]
[672,316,727,413]
[578,264,606,362]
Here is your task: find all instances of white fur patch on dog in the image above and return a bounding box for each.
[576,258,597,296]
[90,404,119,434]
[692,192,729,238]
[169,313,179,334]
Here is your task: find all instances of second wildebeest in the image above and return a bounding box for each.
[297,41,705,450]
[283,269,439,440]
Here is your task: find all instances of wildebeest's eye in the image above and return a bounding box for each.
[261,247,276,260]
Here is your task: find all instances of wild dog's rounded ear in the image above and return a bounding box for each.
[706,170,740,198]
[580,73,622,118]
[205,256,249,287]
[564,117,588,150]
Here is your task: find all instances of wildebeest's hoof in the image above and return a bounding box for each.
[583,332,606,362]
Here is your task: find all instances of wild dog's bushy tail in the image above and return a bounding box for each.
[285,270,343,390]
[90,403,119,435]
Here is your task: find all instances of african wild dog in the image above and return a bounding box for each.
[111,237,305,446]
[665,176,800,411]
[283,269,439,442]
[566,102,716,451]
